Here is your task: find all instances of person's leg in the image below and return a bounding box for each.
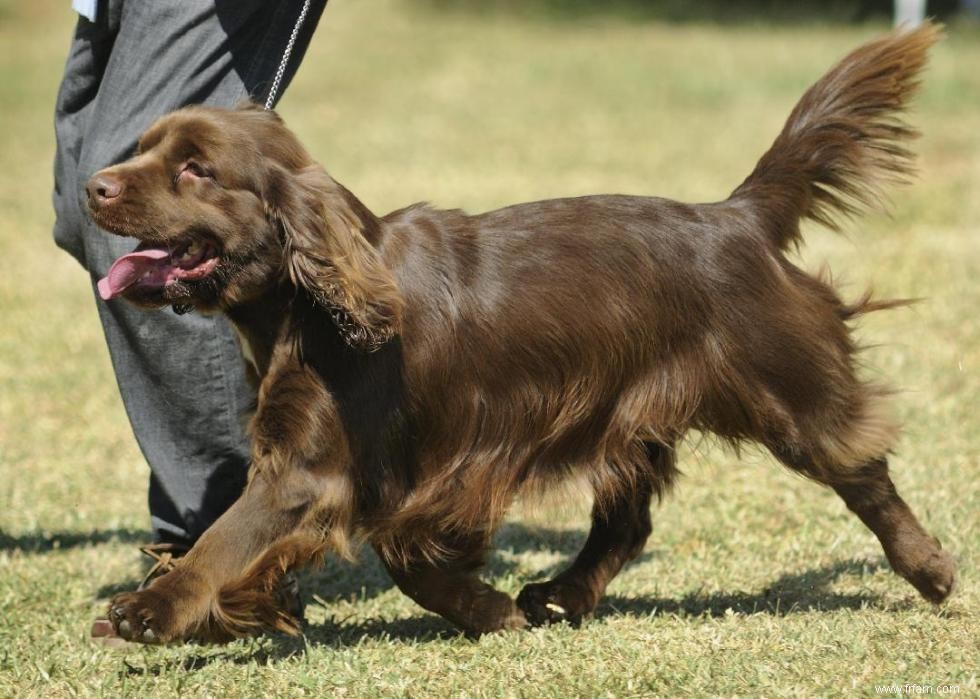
[53,0,328,548]
[52,1,119,266]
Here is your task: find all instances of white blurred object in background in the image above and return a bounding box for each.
[894,0,927,26]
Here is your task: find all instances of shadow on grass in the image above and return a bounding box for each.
[290,521,618,608]
[0,527,148,553]
[114,556,898,677]
[301,557,897,650]
[598,558,894,619]
[117,617,462,677]
[92,520,655,604]
[494,521,589,556]
[487,521,659,580]
[96,521,592,603]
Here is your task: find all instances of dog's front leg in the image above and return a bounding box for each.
[106,464,344,644]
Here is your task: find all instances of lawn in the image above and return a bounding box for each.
[0,0,977,696]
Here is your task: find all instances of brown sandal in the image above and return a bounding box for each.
[136,542,186,589]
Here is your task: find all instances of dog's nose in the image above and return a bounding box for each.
[86,173,124,207]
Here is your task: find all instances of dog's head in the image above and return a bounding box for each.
[87,103,402,350]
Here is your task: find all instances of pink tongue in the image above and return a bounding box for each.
[97,248,174,300]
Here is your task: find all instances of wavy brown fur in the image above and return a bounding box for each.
[210,534,328,637]
[93,23,955,644]
[733,22,941,247]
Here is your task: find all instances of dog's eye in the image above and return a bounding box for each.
[187,162,208,178]
[175,161,211,185]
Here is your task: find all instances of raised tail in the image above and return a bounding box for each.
[730,22,941,250]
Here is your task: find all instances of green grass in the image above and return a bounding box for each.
[1,1,978,696]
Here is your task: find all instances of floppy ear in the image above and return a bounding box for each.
[269,165,403,351]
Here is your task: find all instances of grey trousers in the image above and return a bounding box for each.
[53,0,327,548]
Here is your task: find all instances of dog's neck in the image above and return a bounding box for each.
[224,289,290,379]
[223,284,363,380]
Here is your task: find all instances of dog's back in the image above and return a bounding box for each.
[376,24,940,540]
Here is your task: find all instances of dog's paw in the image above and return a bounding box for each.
[515,580,597,627]
[904,544,957,605]
[107,589,178,644]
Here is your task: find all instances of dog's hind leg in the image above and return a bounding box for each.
[830,458,956,603]
[377,532,527,635]
[515,441,673,626]
[711,267,956,605]
[765,399,956,604]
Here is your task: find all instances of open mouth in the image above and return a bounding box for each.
[97,239,220,301]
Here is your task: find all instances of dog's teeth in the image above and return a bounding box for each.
[545,603,567,615]
[185,241,201,257]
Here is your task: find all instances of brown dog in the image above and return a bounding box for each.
[87,23,954,644]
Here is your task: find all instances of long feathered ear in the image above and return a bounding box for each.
[268,165,403,351]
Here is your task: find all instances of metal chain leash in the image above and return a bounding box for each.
[264,0,314,110]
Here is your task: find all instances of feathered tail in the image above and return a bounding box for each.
[731,22,941,249]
